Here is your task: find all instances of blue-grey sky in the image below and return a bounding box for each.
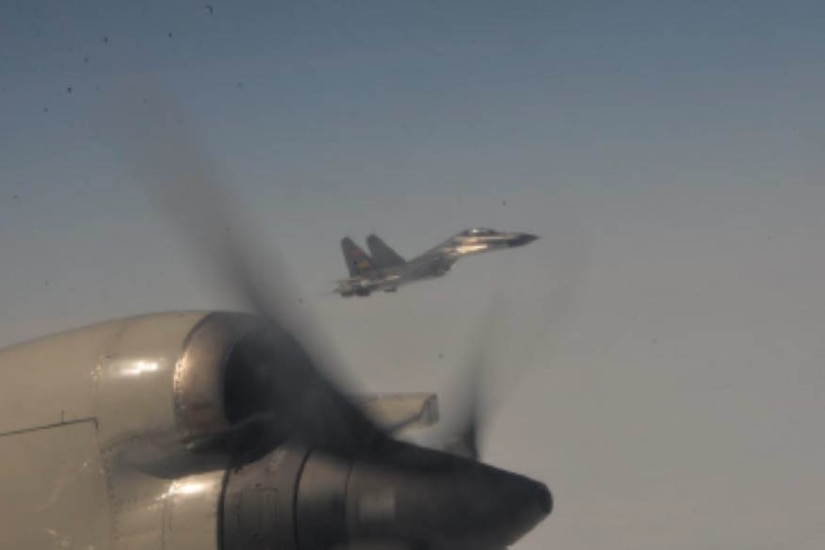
[2,2,825,548]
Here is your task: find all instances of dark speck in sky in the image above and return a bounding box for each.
[168,32,173,39]
[43,107,49,113]
[83,56,89,64]
[66,87,72,94]
[205,4,214,14]
[102,36,109,44]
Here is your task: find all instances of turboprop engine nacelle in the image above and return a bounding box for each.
[1,312,280,476]
[0,312,256,548]
[0,312,549,550]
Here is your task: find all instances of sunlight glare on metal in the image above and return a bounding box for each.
[456,244,489,254]
[169,481,208,496]
[120,360,161,377]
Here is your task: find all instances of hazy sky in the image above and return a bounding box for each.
[2,2,825,548]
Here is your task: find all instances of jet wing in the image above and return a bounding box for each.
[353,393,439,433]
[334,273,399,285]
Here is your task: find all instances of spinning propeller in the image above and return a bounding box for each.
[105,81,551,549]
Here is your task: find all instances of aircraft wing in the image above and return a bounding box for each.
[333,276,368,285]
[354,392,439,433]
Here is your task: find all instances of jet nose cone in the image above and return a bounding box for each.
[508,233,540,247]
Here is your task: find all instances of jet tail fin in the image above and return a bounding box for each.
[341,237,375,277]
[366,234,406,268]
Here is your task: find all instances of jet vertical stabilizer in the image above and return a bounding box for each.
[341,237,375,277]
[366,234,406,268]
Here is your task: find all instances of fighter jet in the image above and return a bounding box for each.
[335,228,539,296]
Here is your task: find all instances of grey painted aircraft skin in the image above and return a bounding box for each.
[336,228,539,297]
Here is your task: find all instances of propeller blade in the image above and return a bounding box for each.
[100,79,387,461]
[437,219,589,461]
[437,300,501,461]
[104,83,291,321]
